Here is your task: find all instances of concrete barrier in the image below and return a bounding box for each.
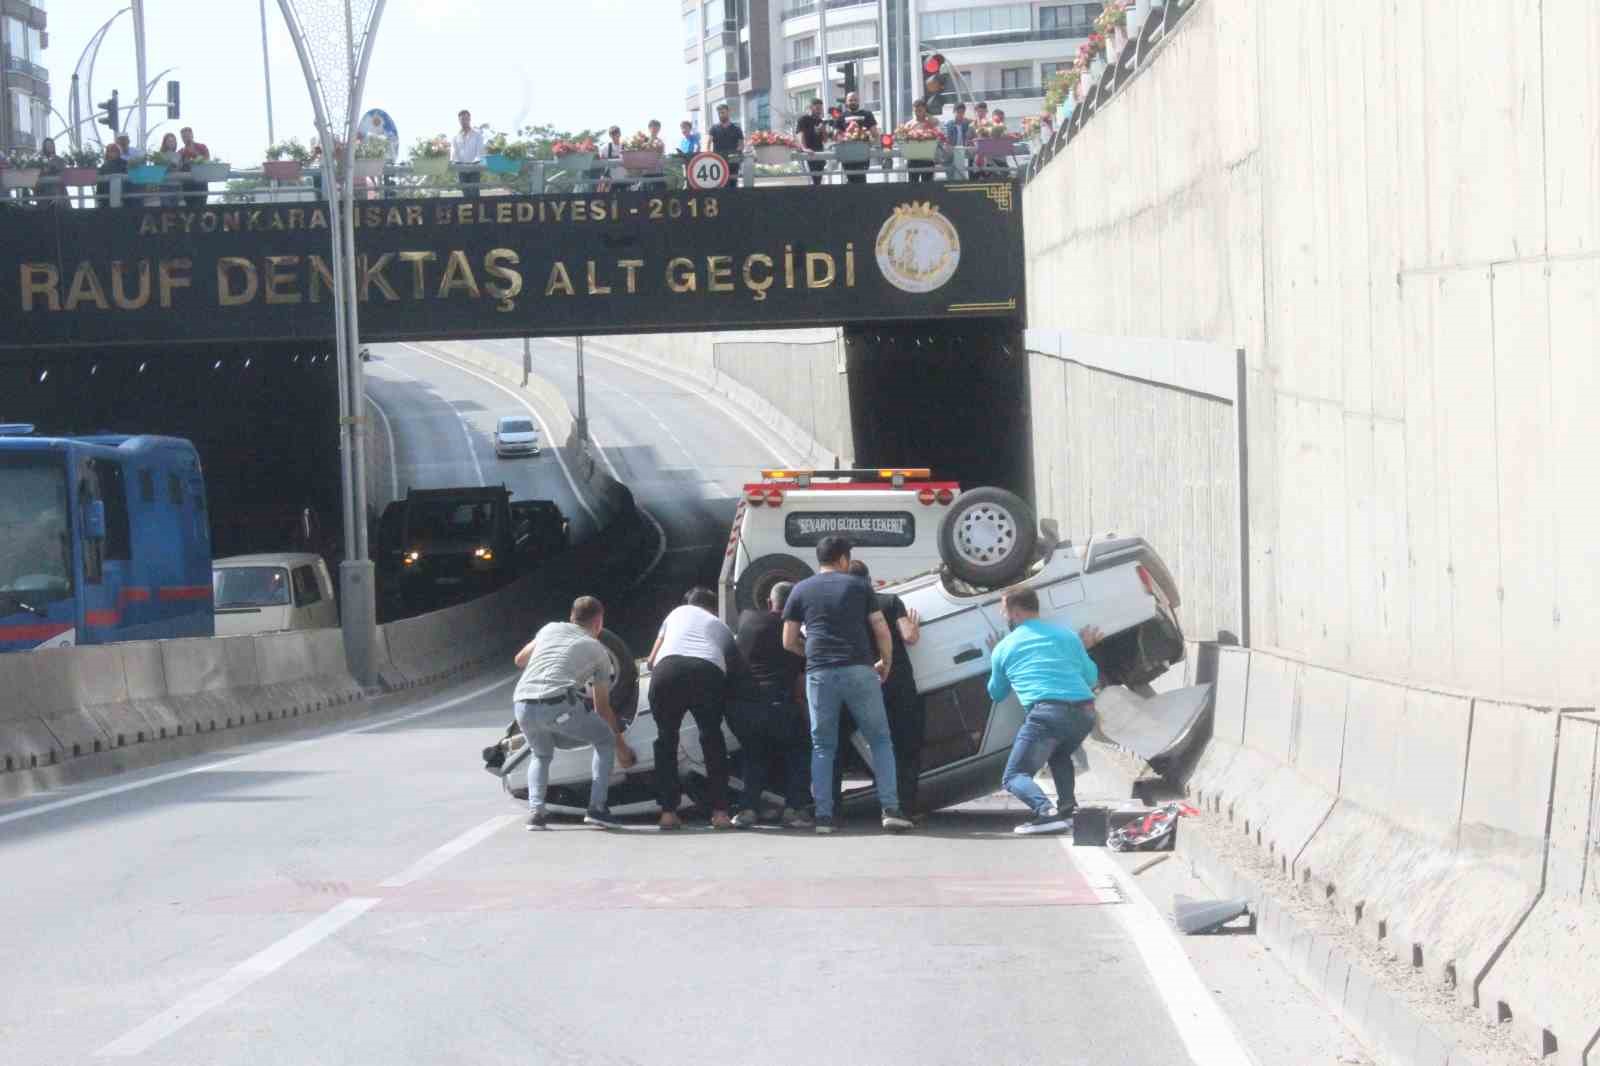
[1474,709,1597,1065]
[1182,643,1574,1043]
[0,629,366,799]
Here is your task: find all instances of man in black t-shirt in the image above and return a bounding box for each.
[796,97,830,187]
[728,581,812,828]
[707,103,744,189]
[832,91,877,185]
[847,561,926,819]
[782,536,912,833]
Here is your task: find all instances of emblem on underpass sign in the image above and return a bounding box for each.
[874,202,961,294]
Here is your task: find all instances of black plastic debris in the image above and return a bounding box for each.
[1173,895,1253,935]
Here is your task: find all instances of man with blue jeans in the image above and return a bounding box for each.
[782,535,914,834]
[987,585,1105,835]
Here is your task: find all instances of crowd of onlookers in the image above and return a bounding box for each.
[0,126,214,209]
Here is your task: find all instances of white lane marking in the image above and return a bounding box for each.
[364,391,401,501]
[0,676,515,829]
[398,342,600,529]
[548,338,795,465]
[1065,844,1259,1066]
[378,814,519,888]
[95,897,383,1057]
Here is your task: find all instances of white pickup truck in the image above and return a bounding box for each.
[488,476,1210,818]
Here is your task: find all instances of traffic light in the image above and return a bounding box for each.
[923,53,955,114]
[166,81,180,120]
[837,61,858,96]
[97,90,119,134]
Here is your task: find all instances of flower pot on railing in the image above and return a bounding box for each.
[263,159,303,182]
[189,161,230,183]
[754,144,792,166]
[63,167,99,187]
[621,149,663,173]
[974,138,1016,160]
[128,164,168,185]
[553,152,594,172]
[1,167,41,189]
[355,158,386,180]
[411,155,450,179]
[898,139,939,162]
[482,154,523,176]
[833,141,871,164]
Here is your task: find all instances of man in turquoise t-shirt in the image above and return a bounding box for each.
[986,585,1104,835]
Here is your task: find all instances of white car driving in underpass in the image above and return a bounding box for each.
[484,483,1212,818]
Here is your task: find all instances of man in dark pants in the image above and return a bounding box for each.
[728,581,813,829]
[796,97,830,187]
[845,561,925,818]
[986,586,1105,834]
[647,586,740,830]
[832,91,877,185]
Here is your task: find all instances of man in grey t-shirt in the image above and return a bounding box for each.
[512,595,636,830]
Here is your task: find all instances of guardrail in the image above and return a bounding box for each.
[5,54,48,81]
[0,144,1029,209]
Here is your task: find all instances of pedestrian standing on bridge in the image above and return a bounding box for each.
[647,587,740,830]
[452,109,485,199]
[797,97,830,186]
[729,580,812,829]
[512,596,636,831]
[985,586,1104,835]
[783,536,913,834]
[708,104,745,190]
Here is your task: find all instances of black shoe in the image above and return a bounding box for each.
[524,807,549,831]
[815,815,836,835]
[881,808,914,832]
[584,808,623,829]
[1014,807,1072,835]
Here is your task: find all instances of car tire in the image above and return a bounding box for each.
[736,553,814,614]
[938,487,1038,588]
[597,628,639,721]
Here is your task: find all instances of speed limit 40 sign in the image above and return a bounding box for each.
[686,152,731,190]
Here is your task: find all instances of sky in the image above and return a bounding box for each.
[45,0,685,162]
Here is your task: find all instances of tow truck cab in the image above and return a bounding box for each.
[717,468,962,625]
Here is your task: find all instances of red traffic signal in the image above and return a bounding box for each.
[880,133,894,149]
[923,53,945,76]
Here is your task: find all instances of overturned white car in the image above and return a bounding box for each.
[486,483,1210,817]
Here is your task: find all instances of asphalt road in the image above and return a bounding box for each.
[0,338,1373,1066]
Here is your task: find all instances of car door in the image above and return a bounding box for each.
[904,599,1006,770]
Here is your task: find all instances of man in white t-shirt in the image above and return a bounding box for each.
[512,595,636,830]
[646,586,740,830]
[451,108,485,198]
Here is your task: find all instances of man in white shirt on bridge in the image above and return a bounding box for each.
[452,108,485,199]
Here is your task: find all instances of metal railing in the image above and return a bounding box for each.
[920,25,1084,52]
[5,54,48,82]
[782,54,819,73]
[0,147,1028,211]
[782,0,874,19]
[977,85,1045,103]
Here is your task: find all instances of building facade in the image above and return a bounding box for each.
[686,0,1109,135]
[1,0,49,152]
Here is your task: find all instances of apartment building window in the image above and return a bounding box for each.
[705,47,735,86]
[791,35,816,62]
[1039,4,1103,34]
[1000,67,1029,91]
[789,88,818,116]
[683,9,699,44]
[1040,62,1071,83]
[826,21,878,55]
[920,4,1030,41]
[738,39,750,79]
[703,0,733,36]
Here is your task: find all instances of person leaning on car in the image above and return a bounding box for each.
[782,535,913,834]
[985,586,1104,836]
[647,586,741,831]
[728,580,813,830]
[512,595,636,831]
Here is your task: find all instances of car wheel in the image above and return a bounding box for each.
[938,487,1038,588]
[597,628,639,721]
[735,553,814,614]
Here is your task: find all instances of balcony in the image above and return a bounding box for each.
[977,85,1045,103]
[782,54,819,74]
[5,54,48,83]
[920,26,1083,53]
[782,0,874,19]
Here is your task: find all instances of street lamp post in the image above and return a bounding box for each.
[275,0,387,686]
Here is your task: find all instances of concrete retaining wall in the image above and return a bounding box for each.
[1184,643,1591,1063]
[1024,0,1600,708]
[0,629,366,798]
[596,329,852,467]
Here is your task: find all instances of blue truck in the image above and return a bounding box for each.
[0,426,213,653]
